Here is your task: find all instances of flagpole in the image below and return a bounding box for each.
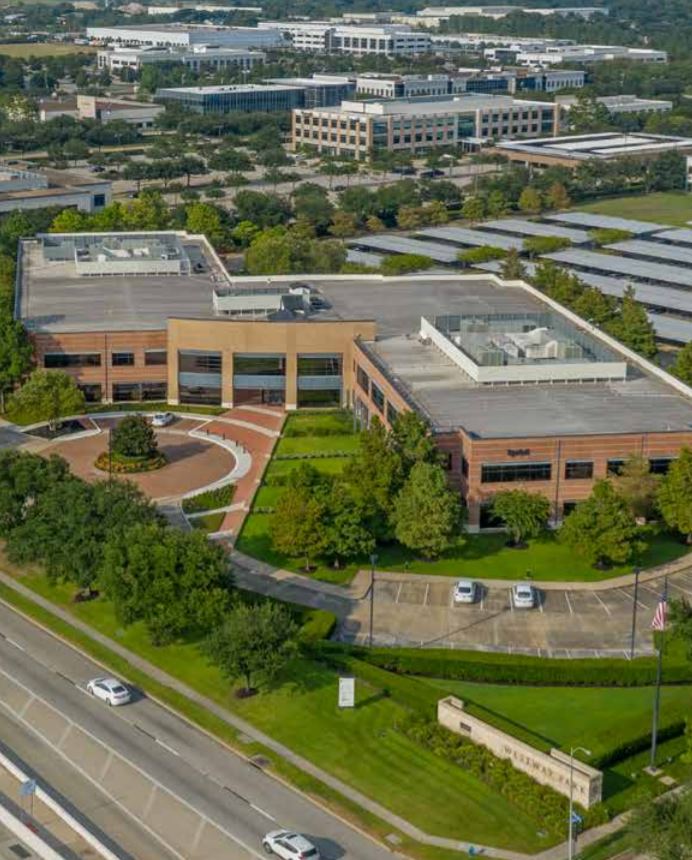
[649,576,668,771]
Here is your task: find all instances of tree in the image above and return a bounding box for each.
[560,480,640,568]
[271,465,329,570]
[396,206,425,230]
[329,211,358,239]
[365,215,385,233]
[393,462,461,558]
[461,195,485,222]
[8,370,85,431]
[670,342,692,386]
[323,485,375,568]
[627,791,692,860]
[523,236,572,257]
[111,414,158,459]
[518,187,542,214]
[0,450,69,538]
[204,602,298,694]
[491,490,551,547]
[0,311,32,412]
[101,523,231,645]
[611,455,660,520]
[545,182,571,210]
[500,248,527,280]
[657,448,692,543]
[231,220,260,248]
[49,208,88,233]
[185,202,224,244]
[425,200,449,225]
[605,286,657,358]
[486,190,509,218]
[390,411,437,475]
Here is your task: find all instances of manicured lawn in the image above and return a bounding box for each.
[282,410,354,436]
[580,192,692,226]
[274,434,360,456]
[7,565,555,852]
[264,457,352,479]
[420,678,692,766]
[0,42,96,57]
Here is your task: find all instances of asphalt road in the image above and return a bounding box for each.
[0,602,394,860]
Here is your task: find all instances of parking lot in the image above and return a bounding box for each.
[337,567,692,658]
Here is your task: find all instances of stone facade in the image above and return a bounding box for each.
[437,696,603,807]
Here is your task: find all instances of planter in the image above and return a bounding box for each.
[94,452,167,474]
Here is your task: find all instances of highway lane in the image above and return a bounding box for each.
[0,602,395,860]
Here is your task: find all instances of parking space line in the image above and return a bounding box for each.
[620,589,647,610]
[538,596,544,614]
[669,581,692,598]
[508,588,514,612]
[592,592,611,616]
[641,584,663,597]
[449,588,455,608]
[564,593,574,615]
[395,582,403,604]
[480,590,485,612]
[423,583,430,606]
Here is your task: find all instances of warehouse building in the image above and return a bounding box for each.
[17,233,692,530]
[87,24,284,49]
[291,94,555,159]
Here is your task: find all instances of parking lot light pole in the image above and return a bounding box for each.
[629,567,641,659]
[368,554,378,647]
[568,746,591,860]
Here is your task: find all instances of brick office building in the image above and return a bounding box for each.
[17,232,692,529]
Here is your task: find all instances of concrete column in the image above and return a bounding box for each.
[285,351,297,410]
[222,349,234,409]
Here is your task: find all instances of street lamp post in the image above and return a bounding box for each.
[568,746,591,860]
[368,553,378,647]
[629,567,641,659]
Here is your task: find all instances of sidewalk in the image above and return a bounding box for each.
[0,570,623,860]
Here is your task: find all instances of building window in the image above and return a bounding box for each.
[607,459,626,476]
[44,353,101,368]
[145,350,167,366]
[356,365,370,395]
[297,354,342,376]
[112,352,135,367]
[233,354,285,375]
[112,383,139,402]
[179,383,221,405]
[179,351,222,374]
[93,193,106,207]
[386,401,399,426]
[79,383,102,403]
[565,461,593,480]
[371,381,385,413]
[480,462,552,483]
[112,382,167,402]
[297,388,341,408]
[461,456,469,477]
[649,458,674,475]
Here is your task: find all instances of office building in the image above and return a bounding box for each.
[18,236,692,529]
[291,94,555,160]
[0,164,110,214]
[39,94,164,129]
[155,81,348,113]
[515,44,667,65]
[257,21,432,56]
[98,44,265,74]
[262,77,356,108]
[87,23,284,49]
[409,6,607,26]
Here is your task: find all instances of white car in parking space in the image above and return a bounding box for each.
[512,583,537,609]
[263,831,319,860]
[86,677,131,706]
[453,579,478,604]
[151,412,174,427]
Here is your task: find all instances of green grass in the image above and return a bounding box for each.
[0,42,96,57]
[419,678,692,766]
[264,457,352,480]
[282,410,354,436]
[4,566,554,853]
[580,192,692,227]
[190,511,226,533]
[274,434,360,456]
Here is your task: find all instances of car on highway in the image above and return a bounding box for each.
[86,677,131,706]
[150,412,174,427]
[262,831,319,859]
[512,582,537,609]
[452,579,478,604]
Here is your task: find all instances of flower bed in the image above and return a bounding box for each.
[94,452,167,473]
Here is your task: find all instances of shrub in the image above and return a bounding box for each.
[457,245,507,265]
[298,609,337,643]
[273,451,355,461]
[182,485,235,514]
[381,253,433,275]
[94,451,166,473]
[523,235,572,256]
[589,228,633,247]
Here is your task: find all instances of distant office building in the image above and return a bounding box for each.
[263,77,356,108]
[87,24,284,50]
[405,6,606,26]
[39,94,164,129]
[0,163,110,214]
[495,132,692,168]
[98,44,265,74]
[258,21,432,56]
[155,83,307,113]
[557,93,673,119]
[292,94,555,160]
[515,44,667,65]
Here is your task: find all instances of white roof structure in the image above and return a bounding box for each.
[544,212,667,235]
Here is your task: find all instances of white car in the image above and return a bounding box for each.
[453,579,478,604]
[262,831,319,860]
[86,677,131,706]
[512,583,537,610]
[151,412,174,427]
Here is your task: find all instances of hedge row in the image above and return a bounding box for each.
[298,609,338,644]
[274,451,355,461]
[182,484,235,514]
[316,642,692,687]
[593,720,686,769]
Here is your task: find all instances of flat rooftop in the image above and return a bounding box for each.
[310,93,534,117]
[497,132,692,160]
[19,232,227,333]
[157,83,302,94]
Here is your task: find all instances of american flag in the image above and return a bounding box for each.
[651,594,668,631]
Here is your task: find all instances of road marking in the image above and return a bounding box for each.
[479,591,485,612]
[395,582,403,604]
[155,737,180,757]
[669,581,692,598]
[508,589,514,612]
[423,583,430,606]
[250,803,276,822]
[537,596,544,614]
[619,588,647,610]
[564,593,574,615]
[593,592,611,616]
[5,637,26,652]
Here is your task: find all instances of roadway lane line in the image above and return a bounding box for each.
[593,592,611,616]
[155,737,180,757]
[5,637,26,652]
[250,804,276,822]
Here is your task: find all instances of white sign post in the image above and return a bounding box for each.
[338,676,355,709]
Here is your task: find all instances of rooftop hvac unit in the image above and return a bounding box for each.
[478,347,504,366]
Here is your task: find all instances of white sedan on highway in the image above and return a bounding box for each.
[263,831,320,860]
[86,677,131,706]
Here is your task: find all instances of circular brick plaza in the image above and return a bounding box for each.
[41,419,235,500]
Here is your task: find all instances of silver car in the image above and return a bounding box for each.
[453,579,478,604]
[512,583,537,609]
[263,831,319,860]
[86,677,131,706]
